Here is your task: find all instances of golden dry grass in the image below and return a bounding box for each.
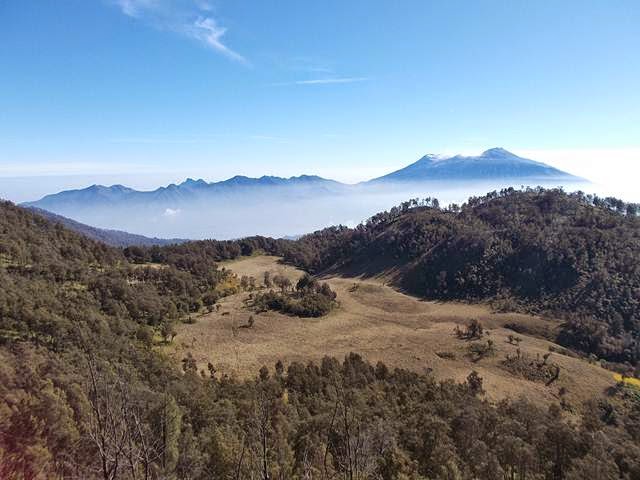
[165,255,616,407]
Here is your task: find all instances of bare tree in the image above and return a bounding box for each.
[85,355,164,480]
[327,383,378,480]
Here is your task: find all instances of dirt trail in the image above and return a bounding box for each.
[168,255,615,406]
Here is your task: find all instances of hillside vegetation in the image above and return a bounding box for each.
[2,194,640,479]
[282,188,640,367]
[0,200,241,477]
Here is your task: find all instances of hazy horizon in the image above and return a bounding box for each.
[2,146,640,205]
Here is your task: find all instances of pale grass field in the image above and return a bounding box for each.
[165,255,616,407]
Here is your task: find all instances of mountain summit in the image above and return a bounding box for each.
[368,148,580,183]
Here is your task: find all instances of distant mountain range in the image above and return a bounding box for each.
[25,149,579,210]
[21,148,585,239]
[25,174,345,211]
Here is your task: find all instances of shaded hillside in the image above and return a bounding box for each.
[283,188,640,365]
[28,206,187,247]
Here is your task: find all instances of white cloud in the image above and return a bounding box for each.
[187,17,247,64]
[112,0,246,64]
[163,207,181,217]
[194,0,213,11]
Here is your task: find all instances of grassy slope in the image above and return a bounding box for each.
[168,255,616,409]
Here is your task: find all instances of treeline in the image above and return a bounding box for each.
[4,345,640,479]
[123,236,285,272]
[280,188,640,366]
[171,354,640,480]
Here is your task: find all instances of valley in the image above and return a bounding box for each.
[168,255,615,407]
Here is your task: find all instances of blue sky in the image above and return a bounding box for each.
[1,0,639,201]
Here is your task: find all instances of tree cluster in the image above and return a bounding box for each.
[252,273,337,317]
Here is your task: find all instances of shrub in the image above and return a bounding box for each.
[467,340,495,362]
[455,319,485,340]
[135,325,154,347]
[501,350,561,385]
[436,351,457,360]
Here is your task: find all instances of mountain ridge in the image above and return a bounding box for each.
[23,173,346,210]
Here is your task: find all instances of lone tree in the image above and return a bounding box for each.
[466,370,484,396]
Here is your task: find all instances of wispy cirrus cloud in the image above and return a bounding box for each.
[112,0,247,64]
[271,77,369,87]
[187,17,246,63]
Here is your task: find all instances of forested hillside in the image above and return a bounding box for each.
[2,196,640,479]
[0,200,239,477]
[282,188,640,366]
